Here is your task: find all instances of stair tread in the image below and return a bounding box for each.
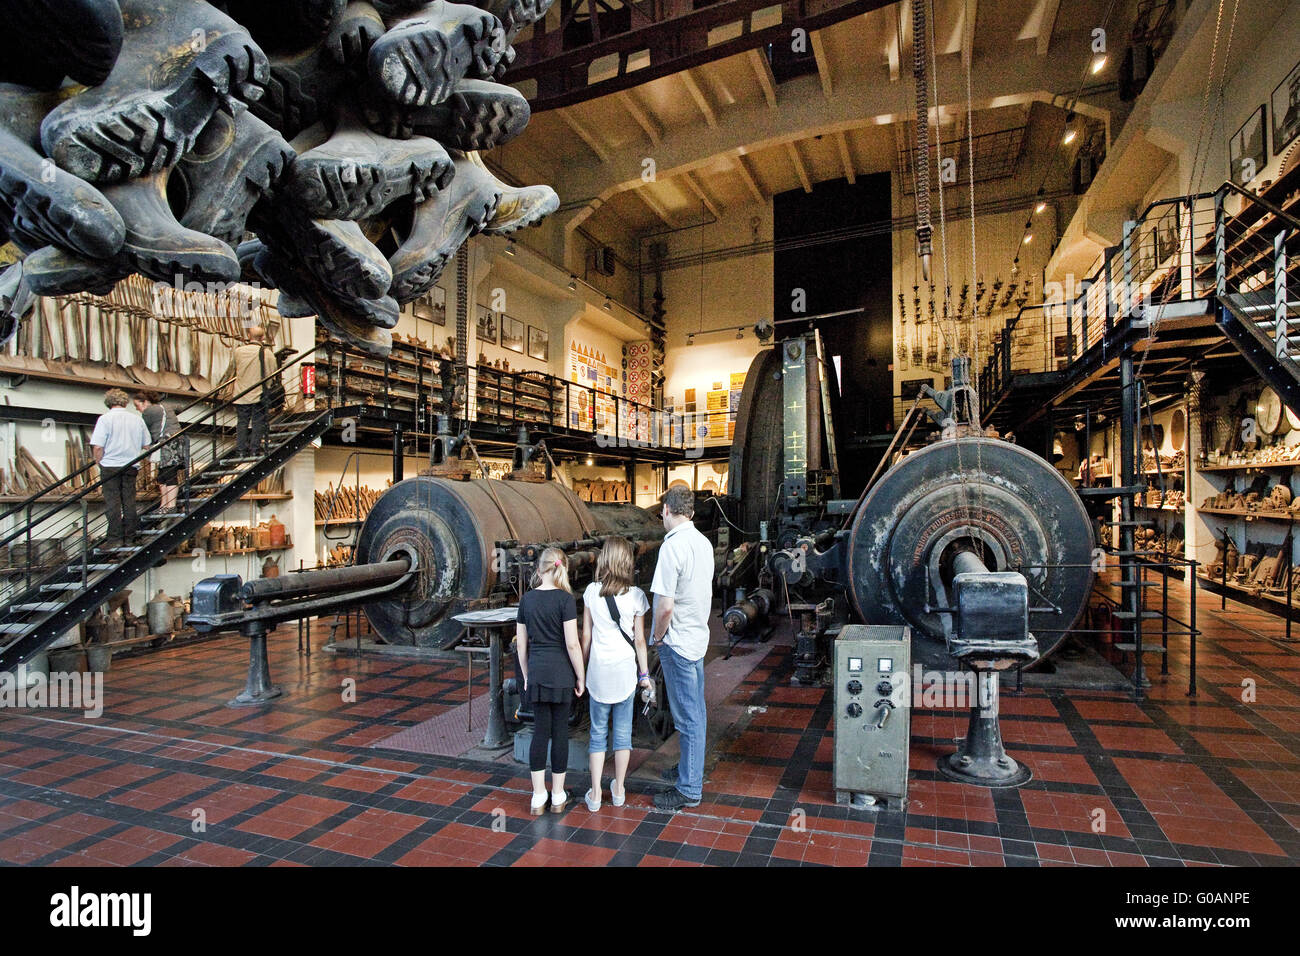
[1113,642,1169,653]
[0,623,33,635]
[1112,610,1165,619]
[8,603,63,613]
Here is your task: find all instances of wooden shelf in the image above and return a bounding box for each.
[167,545,289,559]
[1197,460,1300,472]
[1135,504,1184,512]
[1198,507,1297,522]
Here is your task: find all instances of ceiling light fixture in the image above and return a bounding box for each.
[1062,111,1078,145]
[1023,234,1033,245]
[504,239,517,256]
[586,456,594,466]
[567,276,577,291]
[1090,54,1107,75]
[603,297,613,311]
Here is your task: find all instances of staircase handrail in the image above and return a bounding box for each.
[1220,180,1300,236]
[0,342,326,549]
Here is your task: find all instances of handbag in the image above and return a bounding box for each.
[258,345,286,413]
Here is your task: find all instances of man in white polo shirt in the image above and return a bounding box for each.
[650,486,716,811]
[90,388,152,548]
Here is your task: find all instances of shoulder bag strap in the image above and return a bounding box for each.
[603,594,636,649]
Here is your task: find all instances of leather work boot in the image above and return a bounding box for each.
[367,0,507,107]
[0,84,126,259]
[0,0,124,89]
[461,150,557,235]
[100,169,242,284]
[40,0,270,184]
[362,78,528,150]
[251,1,387,140]
[174,104,297,248]
[287,107,452,219]
[252,200,393,301]
[384,149,499,303]
[217,0,346,53]
[240,238,395,354]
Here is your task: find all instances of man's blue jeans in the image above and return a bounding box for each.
[658,643,706,800]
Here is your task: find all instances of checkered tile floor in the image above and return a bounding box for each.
[1,581,1297,867]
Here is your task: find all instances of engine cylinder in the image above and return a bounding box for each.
[354,477,662,648]
[846,437,1094,669]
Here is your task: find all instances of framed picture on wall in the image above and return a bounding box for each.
[476,304,497,344]
[501,314,524,353]
[1229,105,1267,186]
[527,325,549,361]
[412,286,446,326]
[1272,61,1300,156]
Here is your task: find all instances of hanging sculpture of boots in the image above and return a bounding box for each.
[0,0,560,359]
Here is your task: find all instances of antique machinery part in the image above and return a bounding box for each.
[189,554,417,706]
[355,476,662,649]
[790,598,834,685]
[729,334,837,531]
[911,0,932,281]
[846,436,1095,670]
[721,587,775,637]
[936,546,1037,787]
[728,346,783,534]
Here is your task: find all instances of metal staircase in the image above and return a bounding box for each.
[0,347,350,672]
[1211,184,1300,411]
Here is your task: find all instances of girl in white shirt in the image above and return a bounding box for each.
[581,536,651,811]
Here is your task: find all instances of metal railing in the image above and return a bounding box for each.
[0,345,324,614]
[979,190,1220,412]
[315,341,734,455]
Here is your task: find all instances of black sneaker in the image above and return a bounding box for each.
[652,788,700,812]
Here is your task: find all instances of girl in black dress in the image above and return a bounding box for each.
[516,547,585,814]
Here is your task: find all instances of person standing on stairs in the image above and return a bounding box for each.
[231,325,273,459]
[134,390,184,512]
[91,388,152,549]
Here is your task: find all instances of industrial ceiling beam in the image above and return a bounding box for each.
[748,48,778,108]
[1036,0,1061,56]
[680,70,718,128]
[557,109,609,162]
[683,171,722,218]
[512,0,896,110]
[785,141,813,193]
[961,0,977,70]
[634,186,676,226]
[734,154,765,203]
[618,90,663,146]
[811,29,833,97]
[836,130,856,184]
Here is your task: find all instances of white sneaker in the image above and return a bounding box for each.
[584,788,601,812]
[610,781,626,807]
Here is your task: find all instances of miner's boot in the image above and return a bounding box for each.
[40,0,270,183]
[287,106,452,219]
[0,84,125,259]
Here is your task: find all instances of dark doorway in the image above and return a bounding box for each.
[772,172,893,495]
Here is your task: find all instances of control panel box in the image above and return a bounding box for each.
[833,625,911,807]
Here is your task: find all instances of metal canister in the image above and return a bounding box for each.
[147,589,174,635]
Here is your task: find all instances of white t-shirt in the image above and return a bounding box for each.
[651,521,716,662]
[583,582,648,704]
[90,407,152,469]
